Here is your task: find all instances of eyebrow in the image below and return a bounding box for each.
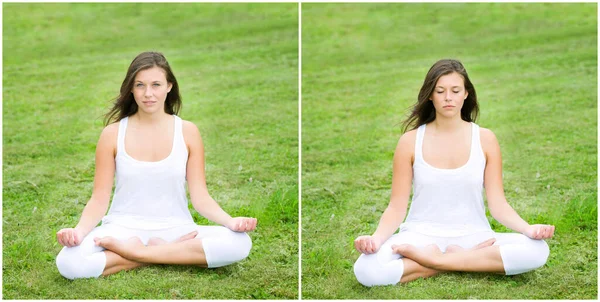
[135,80,163,83]
[435,86,462,89]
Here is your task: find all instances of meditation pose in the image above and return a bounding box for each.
[353,59,554,286]
[56,52,257,280]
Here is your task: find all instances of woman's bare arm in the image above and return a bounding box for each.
[482,128,554,239]
[355,130,415,254]
[183,121,256,232]
[76,125,117,233]
[373,130,415,240]
[57,124,117,246]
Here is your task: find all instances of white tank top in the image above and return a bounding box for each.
[399,122,492,237]
[101,115,195,230]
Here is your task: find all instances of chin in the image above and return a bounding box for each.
[436,111,458,119]
[139,108,162,115]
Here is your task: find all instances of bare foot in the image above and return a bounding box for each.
[446,238,496,254]
[393,238,498,269]
[147,237,167,246]
[147,231,198,246]
[175,230,198,243]
[473,238,496,249]
[392,244,444,269]
[95,236,145,261]
[445,245,464,253]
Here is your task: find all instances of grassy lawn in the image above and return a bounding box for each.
[3,3,298,299]
[301,3,597,299]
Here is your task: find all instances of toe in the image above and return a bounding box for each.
[177,231,199,242]
[147,237,166,246]
[445,245,463,253]
[474,238,497,249]
[94,237,111,248]
[127,236,143,244]
[392,244,412,256]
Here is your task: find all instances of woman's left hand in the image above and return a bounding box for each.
[227,217,258,232]
[523,224,555,240]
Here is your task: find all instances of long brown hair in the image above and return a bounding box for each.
[401,59,478,133]
[104,52,182,125]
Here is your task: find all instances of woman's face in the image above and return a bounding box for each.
[429,72,469,119]
[131,66,173,114]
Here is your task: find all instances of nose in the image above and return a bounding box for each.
[144,86,152,97]
[445,91,452,102]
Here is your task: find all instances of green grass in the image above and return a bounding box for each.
[3,3,298,299]
[301,3,597,299]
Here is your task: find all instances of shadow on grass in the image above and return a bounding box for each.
[340,270,543,299]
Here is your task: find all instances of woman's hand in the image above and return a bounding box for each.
[56,228,85,247]
[523,224,555,240]
[227,217,257,232]
[354,235,384,254]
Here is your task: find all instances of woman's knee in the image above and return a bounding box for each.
[500,237,550,275]
[518,237,550,270]
[56,248,75,279]
[354,255,377,287]
[231,231,252,261]
[353,254,404,287]
[56,247,105,280]
[530,239,550,268]
[203,230,252,268]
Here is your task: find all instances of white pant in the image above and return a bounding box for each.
[56,223,252,280]
[354,230,549,287]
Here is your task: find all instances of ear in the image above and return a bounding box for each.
[167,82,173,93]
[464,90,468,100]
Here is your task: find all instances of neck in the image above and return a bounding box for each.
[431,114,467,133]
[131,111,171,126]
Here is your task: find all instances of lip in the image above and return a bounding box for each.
[142,101,156,106]
[443,105,455,108]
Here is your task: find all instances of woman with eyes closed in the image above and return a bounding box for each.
[353,59,554,286]
[55,51,257,280]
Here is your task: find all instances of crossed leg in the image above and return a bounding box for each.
[399,238,498,283]
[57,224,252,279]
[393,232,550,278]
[354,231,550,287]
[100,231,199,276]
[97,224,252,274]
[394,243,504,274]
[97,231,208,270]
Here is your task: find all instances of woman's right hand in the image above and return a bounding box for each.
[56,228,85,247]
[354,235,383,254]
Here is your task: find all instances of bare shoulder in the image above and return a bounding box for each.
[98,122,119,156]
[181,120,202,150]
[479,127,499,145]
[182,120,200,135]
[398,129,417,150]
[101,121,119,136]
[479,127,500,158]
[396,129,417,162]
[99,122,119,144]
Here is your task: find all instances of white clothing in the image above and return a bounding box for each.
[400,123,492,237]
[56,223,252,280]
[354,231,549,287]
[57,115,252,279]
[102,115,194,230]
[354,123,550,286]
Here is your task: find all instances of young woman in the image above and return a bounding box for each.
[55,52,257,280]
[353,59,554,286]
